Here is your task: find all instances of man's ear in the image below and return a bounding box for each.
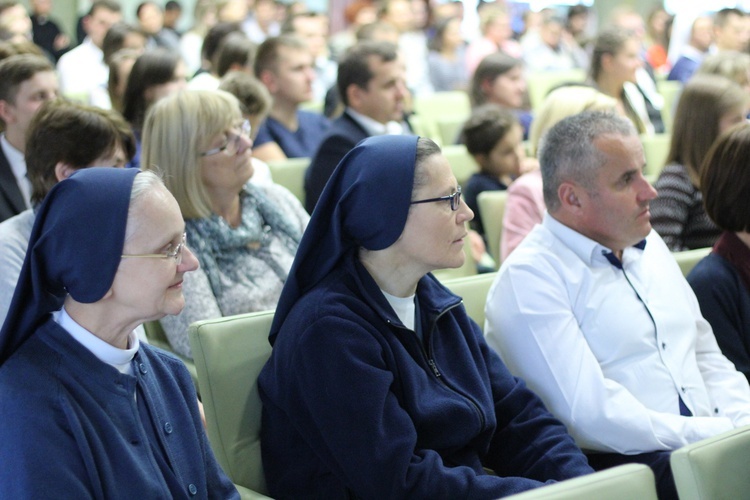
[558,182,583,213]
[259,69,278,94]
[54,162,78,182]
[346,83,363,109]
[0,99,14,125]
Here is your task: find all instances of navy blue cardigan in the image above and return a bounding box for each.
[259,251,592,499]
[688,253,750,383]
[0,318,238,499]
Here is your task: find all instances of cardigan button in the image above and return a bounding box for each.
[164,422,173,434]
[138,363,148,375]
[188,483,198,496]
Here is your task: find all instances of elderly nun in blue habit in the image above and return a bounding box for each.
[0,167,238,498]
[258,135,593,498]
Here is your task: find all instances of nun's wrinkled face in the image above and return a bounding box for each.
[113,184,199,322]
[392,154,473,274]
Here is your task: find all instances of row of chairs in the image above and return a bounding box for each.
[186,270,750,498]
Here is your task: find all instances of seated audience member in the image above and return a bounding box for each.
[522,11,588,72]
[688,123,750,382]
[90,22,147,109]
[695,50,750,91]
[252,35,330,162]
[136,0,180,51]
[460,104,524,237]
[259,134,594,498]
[189,20,242,82]
[280,11,338,102]
[427,16,468,92]
[0,54,58,223]
[588,26,662,135]
[107,48,140,113]
[189,30,255,90]
[500,85,617,261]
[651,75,749,251]
[304,40,409,213]
[141,90,308,359]
[328,0,377,61]
[713,8,750,54]
[667,15,713,85]
[29,0,71,61]
[179,0,219,76]
[122,48,188,168]
[0,99,133,324]
[465,4,521,75]
[0,167,238,498]
[56,0,122,98]
[485,111,750,500]
[219,70,274,186]
[470,52,532,140]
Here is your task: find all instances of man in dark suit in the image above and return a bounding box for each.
[0,54,58,223]
[304,40,409,213]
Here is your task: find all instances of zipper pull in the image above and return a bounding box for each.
[428,359,441,378]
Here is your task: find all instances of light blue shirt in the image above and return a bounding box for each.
[484,213,750,454]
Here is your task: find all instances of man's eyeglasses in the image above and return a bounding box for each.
[122,233,187,265]
[200,119,252,157]
[410,186,462,211]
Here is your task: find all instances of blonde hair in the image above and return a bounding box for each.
[529,85,618,156]
[141,89,243,219]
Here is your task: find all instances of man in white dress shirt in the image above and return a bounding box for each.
[484,111,750,500]
[56,0,121,99]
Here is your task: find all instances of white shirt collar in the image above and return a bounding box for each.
[543,213,646,268]
[346,107,403,136]
[53,307,139,375]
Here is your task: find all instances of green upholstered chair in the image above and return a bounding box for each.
[143,320,198,389]
[476,190,509,268]
[440,272,497,332]
[526,69,587,112]
[672,247,711,277]
[640,133,671,177]
[436,116,466,146]
[413,91,471,144]
[442,144,479,188]
[656,79,682,133]
[267,157,310,205]
[505,464,657,500]
[670,425,750,500]
[188,310,276,499]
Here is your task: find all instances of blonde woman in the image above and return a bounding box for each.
[141,89,309,358]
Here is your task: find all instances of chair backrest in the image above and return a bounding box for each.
[442,144,479,188]
[673,247,711,277]
[188,310,275,496]
[526,69,587,112]
[440,272,497,331]
[656,79,682,133]
[505,463,658,500]
[436,116,466,146]
[641,133,671,177]
[267,157,310,205]
[670,424,750,500]
[413,91,471,143]
[477,190,509,268]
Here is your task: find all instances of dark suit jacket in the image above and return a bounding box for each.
[0,147,27,224]
[304,111,369,213]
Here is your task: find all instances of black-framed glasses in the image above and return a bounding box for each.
[200,119,252,157]
[121,233,187,265]
[410,186,462,211]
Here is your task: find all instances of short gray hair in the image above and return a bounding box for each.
[539,111,635,212]
[125,170,166,241]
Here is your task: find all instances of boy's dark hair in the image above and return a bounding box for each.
[461,103,520,158]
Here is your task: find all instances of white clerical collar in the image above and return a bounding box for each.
[53,307,139,375]
[346,107,403,136]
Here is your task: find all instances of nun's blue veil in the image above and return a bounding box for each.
[0,167,140,366]
[269,135,420,345]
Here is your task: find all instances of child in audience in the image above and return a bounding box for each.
[461,103,524,237]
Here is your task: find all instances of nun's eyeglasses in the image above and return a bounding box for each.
[122,233,187,265]
[200,120,252,157]
[410,186,462,211]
